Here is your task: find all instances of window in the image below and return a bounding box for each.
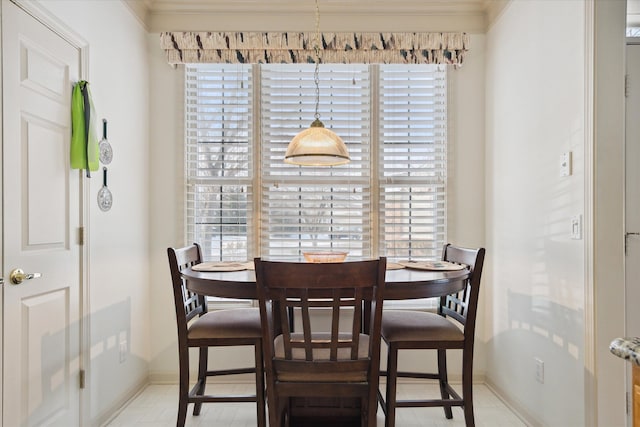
[185,63,448,281]
[260,64,372,259]
[185,65,253,262]
[378,65,447,260]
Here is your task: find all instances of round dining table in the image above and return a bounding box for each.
[180,261,470,426]
[181,262,470,301]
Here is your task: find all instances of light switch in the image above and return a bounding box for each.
[571,215,582,240]
[560,152,572,177]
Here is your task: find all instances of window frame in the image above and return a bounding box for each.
[184,63,450,309]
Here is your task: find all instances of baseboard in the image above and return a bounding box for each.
[149,371,487,385]
[114,373,532,427]
[148,371,178,384]
[484,378,540,427]
[96,377,149,427]
[378,372,487,384]
[148,371,257,384]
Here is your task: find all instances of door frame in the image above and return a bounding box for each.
[1,0,91,423]
[625,38,640,427]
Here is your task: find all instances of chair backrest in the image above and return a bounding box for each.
[439,244,486,339]
[167,244,207,336]
[254,258,387,383]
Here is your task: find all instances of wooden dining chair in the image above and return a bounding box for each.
[378,244,485,427]
[254,257,387,427]
[167,244,266,427]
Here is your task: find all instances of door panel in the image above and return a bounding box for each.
[24,118,68,248]
[2,2,82,426]
[20,41,70,100]
[22,289,75,426]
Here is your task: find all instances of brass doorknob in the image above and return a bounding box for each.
[9,269,42,285]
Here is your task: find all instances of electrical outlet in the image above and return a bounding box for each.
[571,215,582,240]
[535,358,544,383]
[119,340,127,363]
[560,152,572,177]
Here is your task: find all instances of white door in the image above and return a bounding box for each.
[2,2,83,426]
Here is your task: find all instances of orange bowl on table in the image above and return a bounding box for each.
[303,251,348,263]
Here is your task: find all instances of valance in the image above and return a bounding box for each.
[160,31,469,65]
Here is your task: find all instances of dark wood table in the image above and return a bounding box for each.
[182,265,470,301]
[181,263,470,426]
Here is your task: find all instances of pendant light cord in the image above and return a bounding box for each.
[313,0,321,121]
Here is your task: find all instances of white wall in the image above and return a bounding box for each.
[19,1,629,425]
[148,33,186,381]
[30,1,151,424]
[485,1,587,425]
[6,0,629,424]
[147,33,488,381]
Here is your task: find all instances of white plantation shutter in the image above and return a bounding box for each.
[378,65,447,261]
[184,63,448,308]
[260,64,371,259]
[185,64,253,262]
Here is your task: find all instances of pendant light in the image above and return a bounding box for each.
[284,0,350,167]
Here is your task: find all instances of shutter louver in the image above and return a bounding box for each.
[260,64,372,259]
[185,64,253,261]
[379,65,447,261]
[184,63,448,308]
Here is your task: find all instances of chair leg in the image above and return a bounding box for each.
[265,372,280,427]
[177,347,190,427]
[462,392,475,427]
[367,383,378,427]
[177,397,188,427]
[193,346,208,415]
[384,344,398,427]
[359,391,378,427]
[462,350,475,427]
[437,348,453,419]
[278,397,288,427]
[254,341,266,427]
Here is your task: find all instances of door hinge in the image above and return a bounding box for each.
[78,227,84,246]
[79,369,85,389]
[626,74,630,98]
[625,232,640,254]
[627,390,631,414]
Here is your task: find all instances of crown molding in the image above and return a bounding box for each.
[151,12,486,33]
[125,0,493,33]
[123,0,152,31]
[483,0,510,30]
[126,0,640,34]
[148,0,487,14]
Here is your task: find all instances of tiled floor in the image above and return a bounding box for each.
[105,382,528,426]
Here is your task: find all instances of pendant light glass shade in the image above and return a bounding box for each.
[284,119,350,166]
[283,0,350,167]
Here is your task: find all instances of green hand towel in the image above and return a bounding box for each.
[71,80,99,174]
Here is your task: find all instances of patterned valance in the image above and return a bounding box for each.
[160,31,469,65]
